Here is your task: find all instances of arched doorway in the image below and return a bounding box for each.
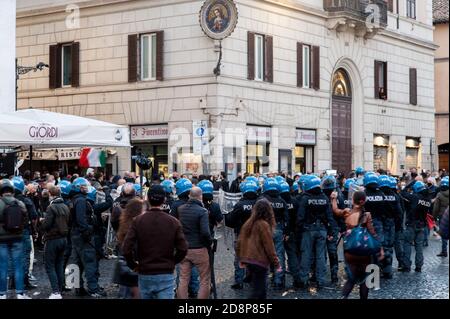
[331,69,352,174]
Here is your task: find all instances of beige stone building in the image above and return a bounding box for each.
[433,0,449,171]
[16,0,437,179]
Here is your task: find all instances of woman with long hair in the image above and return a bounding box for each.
[115,198,143,299]
[236,199,281,299]
[331,190,384,299]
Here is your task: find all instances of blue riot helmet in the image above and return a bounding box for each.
[378,175,391,188]
[355,166,365,176]
[363,172,379,187]
[0,179,15,195]
[133,183,142,195]
[388,176,398,190]
[292,182,299,193]
[321,175,337,190]
[440,176,449,189]
[413,181,427,193]
[279,182,290,194]
[175,178,193,196]
[344,178,356,191]
[245,176,259,184]
[12,177,25,193]
[161,179,175,194]
[240,180,259,194]
[72,177,90,193]
[298,175,312,191]
[198,180,214,195]
[263,178,279,193]
[275,176,286,185]
[86,186,97,202]
[59,180,72,196]
[304,176,321,192]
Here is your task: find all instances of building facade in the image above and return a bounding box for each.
[16,0,437,179]
[433,0,449,171]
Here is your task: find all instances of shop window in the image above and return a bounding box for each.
[295,145,314,174]
[246,142,269,174]
[373,135,389,171]
[405,137,420,169]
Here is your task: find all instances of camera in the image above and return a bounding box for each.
[132,152,152,170]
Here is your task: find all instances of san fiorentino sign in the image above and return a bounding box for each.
[199,0,238,40]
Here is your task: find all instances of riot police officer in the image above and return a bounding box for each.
[378,175,403,278]
[261,178,289,289]
[297,176,337,289]
[70,177,105,297]
[171,178,193,218]
[321,175,345,284]
[160,179,175,214]
[198,180,223,237]
[342,178,357,208]
[279,181,302,287]
[226,180,259,289]
[389,176,407,271]
[363,172,388,271]
[401,181,432,272]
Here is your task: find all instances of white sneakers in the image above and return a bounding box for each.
[16,294,32,300]
[48,293,63,299]
[0,295,6,300]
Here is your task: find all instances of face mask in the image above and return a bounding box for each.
[427,183,432,187]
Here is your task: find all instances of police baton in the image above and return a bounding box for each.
[208,238,218,299]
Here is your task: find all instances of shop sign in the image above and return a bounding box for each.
[193,120,210,155]
[131,125,169,142]
[296,129,316,145]
[247,126,271,143]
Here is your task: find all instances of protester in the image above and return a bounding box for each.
[331,190,384,299]
[177,187,212,299]
[123,185,188,299]
[236,199,281,299]
[41,185,70,299]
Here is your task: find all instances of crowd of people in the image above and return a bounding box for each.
[0,166,448,300]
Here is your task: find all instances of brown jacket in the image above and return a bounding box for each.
[236,219,280,269]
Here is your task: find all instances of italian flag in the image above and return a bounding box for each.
[79,148,107,168]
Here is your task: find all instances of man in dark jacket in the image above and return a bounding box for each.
[110,183,135,233]
[123,185,188,299]
[41,185,70,299]
[0,180,30,299]
[177,187,212,299]
[433,176,449,257]
[230,173,243,193]
[12,177,38,290]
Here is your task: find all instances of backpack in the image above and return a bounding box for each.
[1,199,25,234]
[344,211,381,256]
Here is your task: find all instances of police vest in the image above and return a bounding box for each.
[364,190,386,219]
[304,195,329,225]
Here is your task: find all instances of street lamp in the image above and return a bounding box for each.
[15,59,49,174]
[16,59,49,111]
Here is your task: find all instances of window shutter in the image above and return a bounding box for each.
[128,34,138,83]
[297,42,303,87]
[374,60,380,99]
[383,62,388,100]
[387,0,394,12]
[156,31,164,81]
[312,45,320,90]
[247,32,255,80]
[264,35,273,83]
[49,45,59,89]
[410,68,417,105]
[71,42,80,87]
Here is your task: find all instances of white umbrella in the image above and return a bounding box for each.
[1,108,130,147]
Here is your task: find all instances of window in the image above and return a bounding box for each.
[374,61,388,100]
[406,0,416,19]
[247,32,273,82]
[254,34,264,81]
[49,42,79,89]
[128,31,163,83]
[373,135,390,171]
[405,137,420,169]
[61,44,72,87]
[302,45,310,88]
[141,33,157,81]
[246,142,270,174]
[409,68,417,105]
[295,146,314,174]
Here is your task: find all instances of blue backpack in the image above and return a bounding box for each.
[344,212,381,256]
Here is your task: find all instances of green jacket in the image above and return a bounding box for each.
[433,190,449,219]
[0,195,28,243]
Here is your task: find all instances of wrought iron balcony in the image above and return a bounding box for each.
[324,0,388,39]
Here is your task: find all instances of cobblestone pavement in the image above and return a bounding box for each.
[9,228,449,299]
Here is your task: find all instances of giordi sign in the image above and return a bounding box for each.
[28,125,59,139]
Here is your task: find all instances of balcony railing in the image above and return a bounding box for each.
[324,0,388,28]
